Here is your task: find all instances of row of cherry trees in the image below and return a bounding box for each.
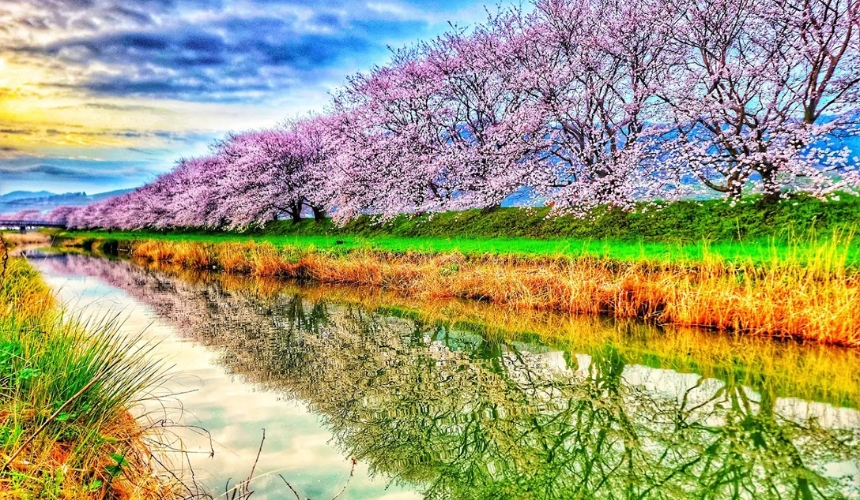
[52,0,860,230]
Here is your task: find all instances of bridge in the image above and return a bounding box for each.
[0,220,67,231]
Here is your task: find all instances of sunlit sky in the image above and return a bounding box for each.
[0,0,491,195]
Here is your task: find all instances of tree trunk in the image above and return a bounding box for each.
[727,180,743,201]
[758,167,781,204]
[311,206,326,223]
[289,201,303,223]
[480,204,501,214]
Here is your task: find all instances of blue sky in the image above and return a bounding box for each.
[0,0,492,195]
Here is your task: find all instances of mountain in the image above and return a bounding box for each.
[87,189,135,202]
[0,188,135,215]
[0,190,55,202]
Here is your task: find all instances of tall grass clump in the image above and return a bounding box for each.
[0,253,181,498]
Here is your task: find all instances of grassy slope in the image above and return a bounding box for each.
[0,257,176,498]
[280,193,860,241]
[66,194,860,264]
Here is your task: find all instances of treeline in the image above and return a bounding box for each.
[51,0,860,231]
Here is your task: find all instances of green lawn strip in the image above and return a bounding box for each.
[64,230,860,266]
[59,193,860,265]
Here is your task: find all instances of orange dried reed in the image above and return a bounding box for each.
[129,238,860,347]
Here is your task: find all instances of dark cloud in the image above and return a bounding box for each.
[0,163,104,178]
[311,12,347,30]
[149,130,216,142]
[33,21,377,100]
[27,164,86,177]
[126,147,157,155]
[0,155,159,193]
[4,0,465,102]
[0,157,153,179]
[78,102,160,111]
[17,17,53,30]
[0,120,216,143]
[104,6,156,26]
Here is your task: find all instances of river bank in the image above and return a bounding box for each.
[0,232,53,248]
[0,253,182,498]
[57,234,860,347]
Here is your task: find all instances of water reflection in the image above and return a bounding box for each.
[31,253,860,499]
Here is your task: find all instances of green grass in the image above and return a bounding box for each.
[65,230,860,266]
[260,192,860,240]
[0,256,171,497]
[62,192,860,265]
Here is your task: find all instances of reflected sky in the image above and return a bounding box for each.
[32,255,421,499]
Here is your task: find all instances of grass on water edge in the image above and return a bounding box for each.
[62,229,860,348]
[0,233,53,249]
[0,248,182,497]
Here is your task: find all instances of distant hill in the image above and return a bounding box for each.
[0,188,135,215]
[0,190,55,202]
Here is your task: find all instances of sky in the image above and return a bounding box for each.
[0,0,491,195]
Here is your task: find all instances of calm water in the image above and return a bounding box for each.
[28,252,860,499]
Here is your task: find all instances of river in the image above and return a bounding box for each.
[27,252,860,499]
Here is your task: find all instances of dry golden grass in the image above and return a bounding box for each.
[126,236,860,347]
[0,232,52,248]
[0,410,182,500]
[1,256,55,321]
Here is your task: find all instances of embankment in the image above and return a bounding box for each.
[101,192,860,242]
[0,255,183,498]
[60,235,860,347]
[65,194,860,264]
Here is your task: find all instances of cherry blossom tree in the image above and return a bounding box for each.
[662,0,860,200]
[420,22,546,210]
[509,0,683,211]
[44,205,78,226]
[289,116,332,222]
[68,0,859,229]
[209,122,334,229]
[5,209,44,220]
[326,21,546,220]
[160,157,223,229]
[326,51,455,220]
